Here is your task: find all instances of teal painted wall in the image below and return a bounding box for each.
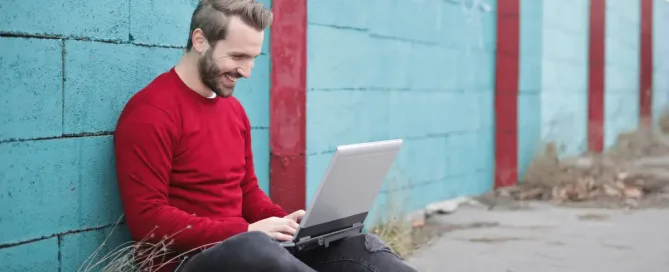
[604,0,641,148]
[518,0,544,177]
[653,0,669,123]
[0,0,272,270]
[539,0,590,157]
[305,0,498,223]
[517,0,591,181]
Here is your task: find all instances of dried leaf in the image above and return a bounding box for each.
[622,186,643,199]
[602,183,622,197]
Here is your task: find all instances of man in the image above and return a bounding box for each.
[114,0,417,271]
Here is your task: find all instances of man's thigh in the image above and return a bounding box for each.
[180,231,315,272]
[296,233,418,272]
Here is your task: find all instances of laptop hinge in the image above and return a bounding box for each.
[322,222,364,247]
[297,222,364,243]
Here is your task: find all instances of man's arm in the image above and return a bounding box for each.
[237,104,288,223]
[114,104,249,253]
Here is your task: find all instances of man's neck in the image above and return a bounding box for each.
[174,52,216,98]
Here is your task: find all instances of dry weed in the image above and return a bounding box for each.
[512,125,669,207]
[369,187,415,258]
[79,215,218,272]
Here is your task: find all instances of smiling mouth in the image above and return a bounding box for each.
[224,73,239,84]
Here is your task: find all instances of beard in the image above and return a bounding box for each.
[197,48,238,98]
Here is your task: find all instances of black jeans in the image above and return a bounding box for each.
[180,231,418,272]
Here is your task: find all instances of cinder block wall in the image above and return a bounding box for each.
[517,0,591,174]
[517,0,543,176]
[517,0,669,179]
[652,0,669,122]
[305,0,498,220]
[604,0,641,148]
[0,0,273,270]
[539,0,591,157]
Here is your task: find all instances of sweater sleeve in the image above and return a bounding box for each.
[114,104,249,253]
[238,105,289,223]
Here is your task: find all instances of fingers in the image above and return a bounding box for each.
[272,219,298,235]
[271,217,300,230]
[286,219,300,229]
[270,232,294,241]
[292,210,305,220]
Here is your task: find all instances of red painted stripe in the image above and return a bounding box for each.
[588,0,606,152]
[640,0,654,127]
[269,0,307,212]
[494,0,520,188]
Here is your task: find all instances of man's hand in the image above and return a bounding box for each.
[248,217,299,241]
[284,209,306,223]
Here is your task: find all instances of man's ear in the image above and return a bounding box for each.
[191,28,210,54]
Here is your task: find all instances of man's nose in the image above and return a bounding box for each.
[237,67,251,78]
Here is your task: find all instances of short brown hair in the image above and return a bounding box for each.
[186,0,273,50]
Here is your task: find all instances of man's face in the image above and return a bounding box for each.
[197,16,264,97]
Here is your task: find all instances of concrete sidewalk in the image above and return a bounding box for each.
[405,203,669,272]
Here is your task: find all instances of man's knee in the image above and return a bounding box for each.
[224,231,274,250]
[361,233,396,254]
[181,231,288,271]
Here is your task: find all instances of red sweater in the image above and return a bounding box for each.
[114,68,287,270]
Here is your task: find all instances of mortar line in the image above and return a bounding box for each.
[128,0,132,42]
[0,32,184,49]
[57,235,62,272]
[0,222,123,250]
[61,39,66,134]
[0,131,115,144]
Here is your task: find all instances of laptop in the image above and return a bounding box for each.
[277,139,403,253]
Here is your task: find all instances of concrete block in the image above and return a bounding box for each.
[474,51,497,91]
[234,55,270,128]
[307,90,389,153]
[0,136,123,245]
[518,124,542,178]
[477,92,495,130]
[445,132,479,177]
[0,37,62,141]
[0,238,59,272]
[129,0,197,46]
[388,92,421,139]
[367,36,412,90]
[540,59,560,91]
[408,179,453,212]
[307,24,372,90]
[519,55,542,93]
[415,92,450,136]
[475,129,495,172]
[406,137,448,183]
[559,62,588,91]
[0,0,129,41]
[393,0,441,44]
[307,0,368,30]
[63,41,183,134]
[518,93,541,129]
[407,44,450,90]
[604,93,639,148]
[435,1,466,48]
[605,63,630,92]
[305,153,334,205]
[250,128,270,194]
[539,92,588,156]
[60,226,132,272]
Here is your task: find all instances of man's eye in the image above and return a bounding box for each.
[231,55,244,60]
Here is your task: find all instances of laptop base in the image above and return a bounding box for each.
[280,222,365,254]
